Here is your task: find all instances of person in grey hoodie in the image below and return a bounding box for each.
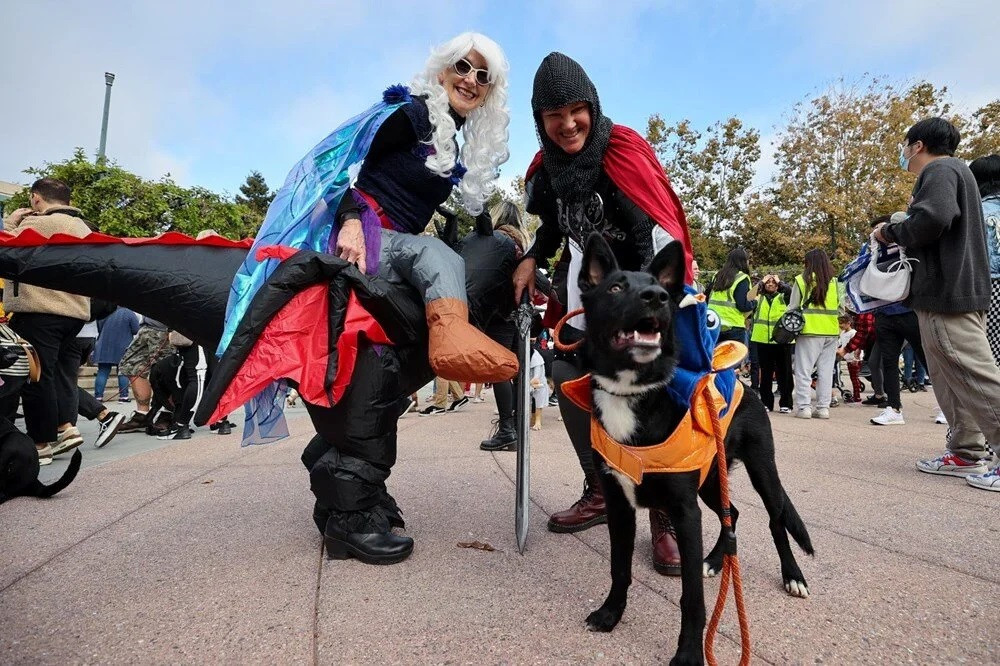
[875,117,1000,491]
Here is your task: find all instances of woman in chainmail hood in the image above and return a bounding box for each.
[510,51,694,576]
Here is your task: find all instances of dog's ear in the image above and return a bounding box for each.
[579,233,619,292]
[648,241,686,296]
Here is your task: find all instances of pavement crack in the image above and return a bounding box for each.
[312,540,324,666]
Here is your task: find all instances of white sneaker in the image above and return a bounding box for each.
[916,451,988,476]
[966,466,1000,491]
[37,444,54,466]
[934,410,948,425]
[51,427,85,456]
[871,407,905,426]
[779,407,791,414]
[795,407,812,419]
[812,408,830,419]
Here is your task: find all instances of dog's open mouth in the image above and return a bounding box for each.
[611,318,662,351]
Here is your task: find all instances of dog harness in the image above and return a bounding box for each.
[560,341,746,488]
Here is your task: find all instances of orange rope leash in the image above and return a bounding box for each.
[703,383,752,666]
[552,308,585,353]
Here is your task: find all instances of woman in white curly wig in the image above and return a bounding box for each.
[333,31,517,382]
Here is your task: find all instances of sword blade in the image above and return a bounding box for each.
[513,298,533,553]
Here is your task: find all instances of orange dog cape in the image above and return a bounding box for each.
[561,341,747,487]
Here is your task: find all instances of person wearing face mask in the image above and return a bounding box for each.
[512,52,695,575]
[874,118,1000,491]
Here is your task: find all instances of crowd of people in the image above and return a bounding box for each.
[2,33,997,583]
[0,180,236,466]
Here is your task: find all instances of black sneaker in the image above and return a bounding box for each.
[210,418,236,432]
[118,411,150,434]
[94,411,125,449]
[447,396,470,412]
[419,405,446,416]
[156,424,193,440]
[861,394,888,407]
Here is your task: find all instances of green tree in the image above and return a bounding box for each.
[7,149,256,239]
[958,100,1000,160]
[235,170,274,218]
[646,115,761,268]
[766,78,959,265]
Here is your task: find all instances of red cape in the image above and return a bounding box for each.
[525,124,694,284]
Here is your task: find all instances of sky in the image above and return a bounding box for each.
[2,0,998,198]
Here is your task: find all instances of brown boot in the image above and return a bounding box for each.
[548,477,607,533]
[425,298,518,383]
[650,509,682,576]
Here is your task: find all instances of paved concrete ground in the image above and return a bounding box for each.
[2,386,998,665]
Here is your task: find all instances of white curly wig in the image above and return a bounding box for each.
[410,32,510,215]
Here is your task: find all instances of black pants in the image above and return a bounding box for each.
[301,343,424,535]
[7,313,84,443]
[756,342,794,411]
[148,347,214,427]
[66,337,103,424]
[553,353,595,478]
[485,318,517,419]
[875,311,927,411]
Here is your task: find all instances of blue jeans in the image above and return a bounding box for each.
[902,344,927,384]
[95,363,130,400]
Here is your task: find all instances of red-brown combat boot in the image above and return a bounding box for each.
[547,476,607,533]
[650,508,682,576]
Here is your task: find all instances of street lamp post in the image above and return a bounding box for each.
[97,72,116,165]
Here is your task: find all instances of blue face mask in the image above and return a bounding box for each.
[899,144,910,171]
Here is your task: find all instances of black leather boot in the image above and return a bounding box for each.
[480,415,516,451]
[324,524,414,565]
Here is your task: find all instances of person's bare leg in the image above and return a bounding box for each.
[131,376,152,413]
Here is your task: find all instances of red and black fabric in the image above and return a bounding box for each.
[193,249,430,426]
[0,231,248,349]
[526,124,694,284]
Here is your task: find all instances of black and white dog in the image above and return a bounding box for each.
[574,234,813,665]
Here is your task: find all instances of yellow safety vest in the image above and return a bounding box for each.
[750,293,788,344]
[708,272,750,330]
[794,275,839,336]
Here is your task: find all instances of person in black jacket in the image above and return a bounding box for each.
[875,117,1000,489]
[510,52,693,575]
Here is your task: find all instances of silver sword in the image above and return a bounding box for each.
[513,292,534,554]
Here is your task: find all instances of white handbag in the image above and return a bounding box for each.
[859,236,917,303]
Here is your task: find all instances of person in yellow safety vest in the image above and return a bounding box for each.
[788,248,840,420]
[706,247,756,345]
[750,274,795,413]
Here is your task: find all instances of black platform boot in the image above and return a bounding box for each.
[323,523,414,565]
[480,415,516,451]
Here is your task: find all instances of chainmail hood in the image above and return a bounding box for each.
[531,52,613,203]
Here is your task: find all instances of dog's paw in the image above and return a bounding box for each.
[586,606,622,632]
[702,560,720,578]
[669,651,704,666]
[784,578,809,598]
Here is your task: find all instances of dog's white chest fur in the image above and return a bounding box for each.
[593,390,638,443]
[593,377,645,509]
